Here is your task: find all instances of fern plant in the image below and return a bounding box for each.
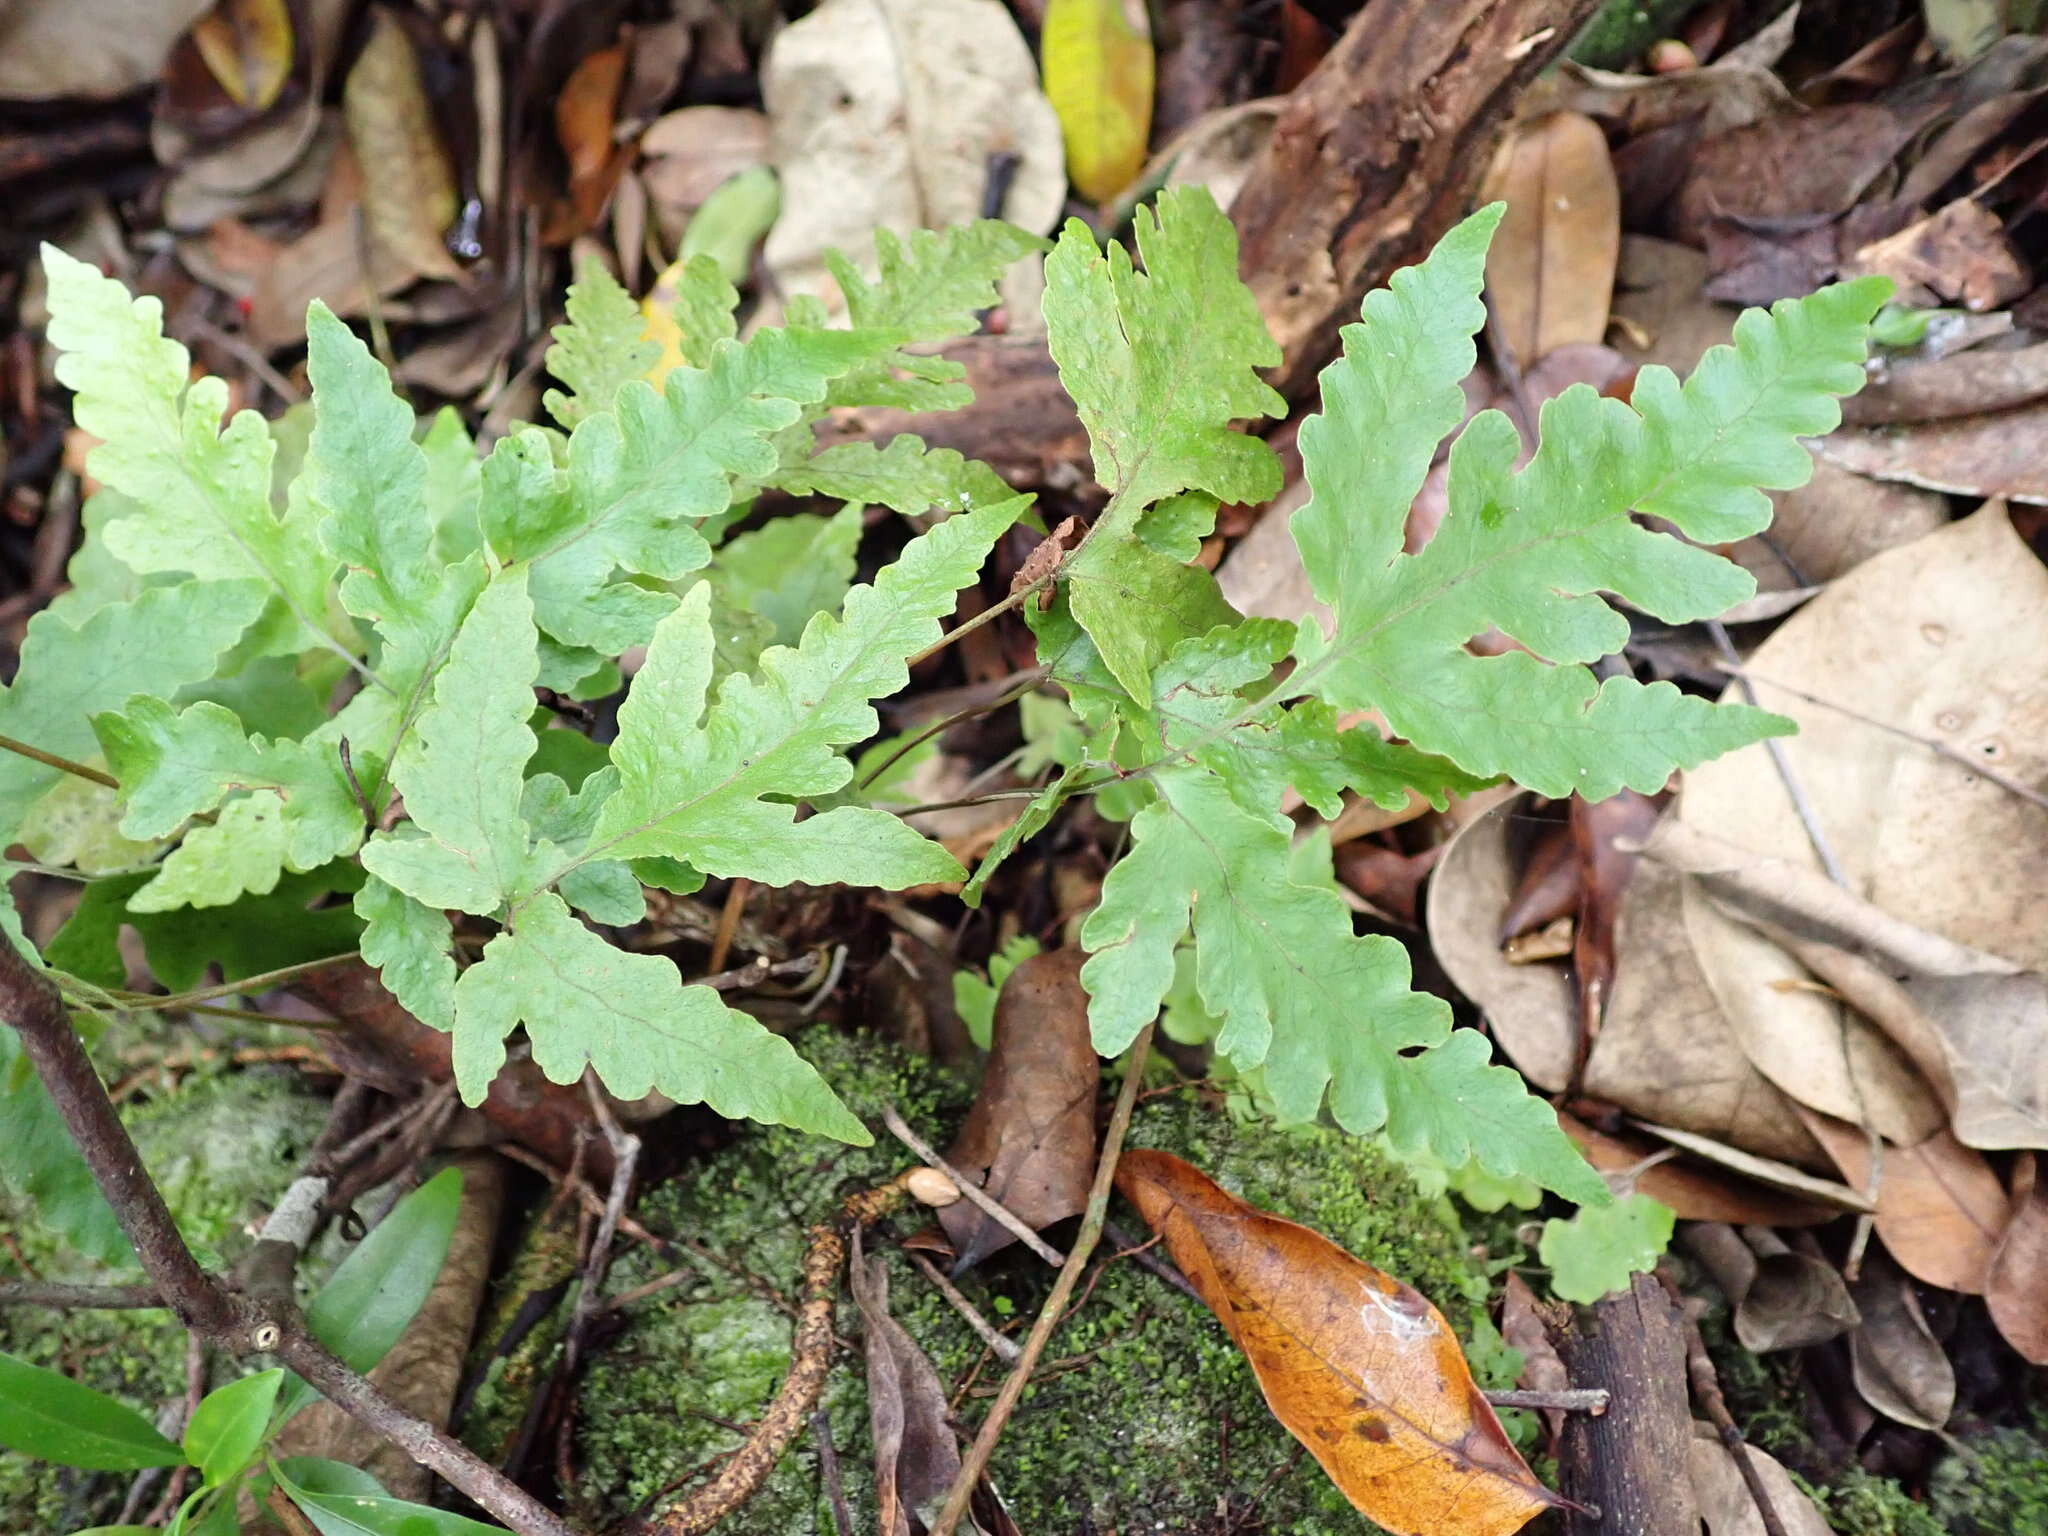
[1,191,1882,1251]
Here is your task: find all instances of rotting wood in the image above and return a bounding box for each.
[1553,1272,1699,1536]
[1229,0,1605,398]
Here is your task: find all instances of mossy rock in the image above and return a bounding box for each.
[0,1065,327,1533]
[571,1028,1510,1535]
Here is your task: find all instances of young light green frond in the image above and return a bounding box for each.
[90,697,363,910]
[452,889,868,1141]
[358,569,538,915]
[583,496,1029,886]
[768,435,1014,515]
[1293,230,1884,798]
[487,325,898,652]
[0,580,266,841]
[1042,187,1284,519]
[356,876,456,1033]
[824,221,1049,411]
[304,307,488,786]
[1290,205,1496,608]
[544,259,661,428]
[660,253,741,371]
[520,768,645,926]
[1541,1193,1673,1301]
[41,247,340,661]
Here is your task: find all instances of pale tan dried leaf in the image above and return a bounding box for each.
[343,6,459,282]
[1478,111,1620,366]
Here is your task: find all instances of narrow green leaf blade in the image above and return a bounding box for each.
[276,1167,463,1421]
[0,1351,185,1470]
[454,891,867,1142]
[272,1458,509,1536]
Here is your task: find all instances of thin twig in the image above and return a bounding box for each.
[907,1249,1021,1363]
[706,878,751,975]
[106,952,362,1011]
[0,732,118,788]
[879,1103,1065,1267]
[0,1281,165,1309]
[858,669,1046,789]
[1705,620,1849,885]
[1483,1387,1611,1414]
[1680,1303,1789,1536]
[555,1076,642,1490]
[903,574,1052,670]
[1714,660,2048,813]
[812,1410,855,1536]
[927,1023,1156,1536]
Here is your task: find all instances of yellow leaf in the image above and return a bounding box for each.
[641,257,690,390]
[189,0,295,111]
[1041,0,1154,206]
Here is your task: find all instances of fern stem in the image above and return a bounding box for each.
[0,732,119,789]
[902,570,1054,670]
[105,952,361,1012]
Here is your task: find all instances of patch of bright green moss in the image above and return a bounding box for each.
[573,1028,1505,1534]
[0,1066,326,1532]
[1930,1415,2048,1536]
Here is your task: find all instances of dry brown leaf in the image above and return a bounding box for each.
[1848,1249,1955,1430]
[1678,506,2048,1139]
[1821,406,2048,502]
[1673,102,1925,247]
[1429,798,1823,1166]
[0,0,212,99]
[1846,340,2048,425]
[1558,1114,1841,1226]
[1626,1122,1870,1213]
[1688,1422,1836,1536]
[1569,789,1660,1071]
[1478,111,1620,367]
[1680,1223,1860,1354]
[1985,1152,2048,1363]
[640,105,771,245]
[1845,197,2029,312]
[761,0,1063,305]
[938,949,1098,1271]
[848,1237,962,1536]
[1534,2,1798,139]
[343,6,459,283]
[1801,1111,2012,1294]
[548,43,628,245]
[1116,1149,1563,1536]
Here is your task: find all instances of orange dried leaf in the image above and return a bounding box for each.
[1116,1149,1562,1536]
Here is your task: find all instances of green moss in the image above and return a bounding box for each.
[0,1066,326,1532]
[1805,1467,1949,1536]
[1930,1416,2048,1536]
[573,1029,1499,1534]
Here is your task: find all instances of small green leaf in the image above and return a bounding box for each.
[544,259,661,429]
[41,247,338,660]
[585,497,1027,887]
[276,1167,463,1421]
[769,434,1012,515]
[354,877,456,1033]
[272,1458,510,1536]
[711,505,863,648]
[1043,187,1283,518]
[952,935,1042,1050]
[0,1024,126,1266]
[184,1368,281,1486]
[452,891,868,1142]
[0,1351,185,1470]
[358,569,538,916]
[1540,1192,1676,1302]
[0,579,266,843]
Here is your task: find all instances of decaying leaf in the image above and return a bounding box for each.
[1680,506,2048,1140]
[1688,1422,1836,1536]
[1844,197,2029,312]
[0,0,212,100]
[1680,1222,1860,1354]
[1821,407,2048,502]
[343,6,460,282]
[1499,1273,1569,1440]
[189,0,294,111]
[1478,111,1620,367]
[1042,0,1154,205]
[849,1237,963,1535]
[1986,1152,2048,1363]
[1116,1148,1563,1536]
[760,0,1064,304]
[1800,1111,2012,1294]
[1848,1249,1955,1431]
[1429,797,1824,1166]
[939,948,1098,1270]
